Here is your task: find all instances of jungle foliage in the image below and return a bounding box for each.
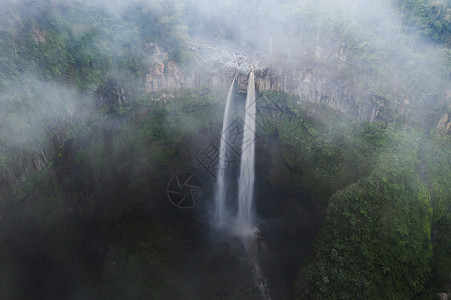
[256,91,451,299]
[0,0,450,298]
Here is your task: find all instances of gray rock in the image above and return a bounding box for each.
[437,293,449,300]
[436,113,449,130]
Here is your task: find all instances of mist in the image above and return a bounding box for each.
[0,0,450,299]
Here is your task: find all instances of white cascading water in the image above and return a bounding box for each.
[236,71,256,235]
[236,71,270,299]
[214,71,269,299]
[214,77,236,227]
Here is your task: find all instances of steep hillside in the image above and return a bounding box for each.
[0,0,451,299]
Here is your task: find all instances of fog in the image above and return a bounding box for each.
[179,0,449,126]
[0,0,450,299]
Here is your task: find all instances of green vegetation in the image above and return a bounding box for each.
[421,135,451,296]
[0,86,226,298]
[287,0,449,128]
[394,0,451,46]
[0,2,110,90]
[0,0,450,298]
[295,131,434,299]
[125,0,189,62]
[259,91,395,205]
[0,0,189,92]
[256,91,451,298]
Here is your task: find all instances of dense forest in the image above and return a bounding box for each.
[0,0,450,299]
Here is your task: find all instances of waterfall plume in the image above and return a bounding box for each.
[212,71,257,237]
[213,76,236,228]
[236,70,256,235]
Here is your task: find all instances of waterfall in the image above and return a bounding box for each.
[214,77,236,227]
[213,71,256,235]
[213,71,266,298]
[236,71,256,234]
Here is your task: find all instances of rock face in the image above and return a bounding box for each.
[143,38,390,124]
[437,113,449,130]
[145,40,251,93]
[436,101,451,135]
[437,293,449,300]
[95,79,128,106]
[145,39,286,95]
[144,38,450,128]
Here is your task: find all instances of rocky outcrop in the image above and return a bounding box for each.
[145,40,285,94]
[145,41,243,92]
[437,293,449,300]
[144,39,382,122]
[32,23,46,43]
[95,79,128,106]
[437,113,449,130]
[144,38,449,126]
[0,130,63,187]
[436,98,451,134]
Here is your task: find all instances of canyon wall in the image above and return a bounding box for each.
[144,39,450,130]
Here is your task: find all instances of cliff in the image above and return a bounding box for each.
[145,38,450,129]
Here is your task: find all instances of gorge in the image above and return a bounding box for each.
[0,0,451,299]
